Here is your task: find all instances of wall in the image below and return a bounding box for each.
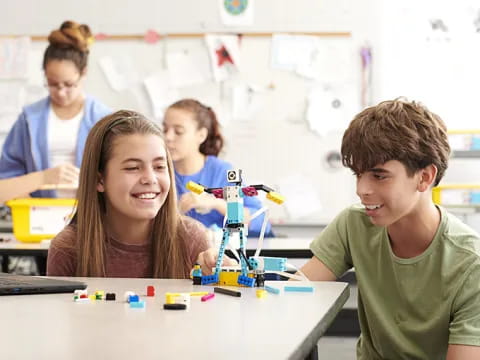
[0,0,382,224]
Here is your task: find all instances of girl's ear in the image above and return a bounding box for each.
[97,172,105,192]
[197,127,208,144]
[81,67,88,77]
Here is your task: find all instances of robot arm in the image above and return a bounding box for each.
[242,184,285,204]
[186,181,224,198]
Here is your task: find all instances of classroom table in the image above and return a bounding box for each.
[0,278,349,360]
[0,234,314,275]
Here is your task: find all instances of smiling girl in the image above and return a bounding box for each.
[47,110,229,277]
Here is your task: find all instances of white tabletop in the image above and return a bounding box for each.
[0,278,349,360]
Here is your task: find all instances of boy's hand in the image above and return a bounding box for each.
[196,248,237,275]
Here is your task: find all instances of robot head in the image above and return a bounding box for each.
[226,169,242,183]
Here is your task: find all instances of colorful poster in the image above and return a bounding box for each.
[219,0,254,27]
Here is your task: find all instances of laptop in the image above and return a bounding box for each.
[0,272,86,295]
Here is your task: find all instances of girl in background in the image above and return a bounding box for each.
[47,110,230,277]
[163,99,273,237]
[0,20,111,199]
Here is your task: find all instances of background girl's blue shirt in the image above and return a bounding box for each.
[0,95,111,198]
[175,156,274,237]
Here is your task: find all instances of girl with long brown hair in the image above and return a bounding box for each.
[47,110,230,277]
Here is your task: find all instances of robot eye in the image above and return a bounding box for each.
[227,171,237,180]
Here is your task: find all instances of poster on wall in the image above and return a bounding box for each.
[219,0,254,27]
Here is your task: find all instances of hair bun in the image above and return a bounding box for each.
[48,20,93,53]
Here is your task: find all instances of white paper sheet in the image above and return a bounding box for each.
[306,84,356,136]
[98,56,138,92]
[143,71,179,120]
[275,174,323,220]
[166,51,211,88]
[0,37,30,79]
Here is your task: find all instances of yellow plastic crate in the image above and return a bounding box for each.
[6,198,76,243]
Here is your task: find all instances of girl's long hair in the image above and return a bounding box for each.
[73,110,190,277]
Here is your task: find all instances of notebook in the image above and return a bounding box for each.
[0,273,86,295]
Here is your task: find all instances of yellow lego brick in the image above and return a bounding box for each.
[186,181,204,194]
[165,292,181,304]
[89,295,96,301]
[218,270,255,286]
[218,270,241,286]
[189,291,209,296]
[256,289,267,298]
[266,191,285,204]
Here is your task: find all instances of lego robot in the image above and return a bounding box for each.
[187,169,285,287]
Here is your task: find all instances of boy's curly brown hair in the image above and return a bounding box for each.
[341,98,450,186]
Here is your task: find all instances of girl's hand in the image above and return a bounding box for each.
[179,192,220,214]
[43,164,80,186]
[196,248,237,275]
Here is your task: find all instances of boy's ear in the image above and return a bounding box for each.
[418,164,438,192]
[97,172,105,192]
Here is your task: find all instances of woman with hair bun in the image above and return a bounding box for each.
[0,20,111,199]
[163,99,273,237]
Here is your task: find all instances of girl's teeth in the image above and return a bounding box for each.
[137,193,156,199]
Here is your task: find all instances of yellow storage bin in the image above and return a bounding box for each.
[6,198,76,243]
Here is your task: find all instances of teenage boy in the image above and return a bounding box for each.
[301,99,480,359]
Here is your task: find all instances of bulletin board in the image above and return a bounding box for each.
[0,0,361,224]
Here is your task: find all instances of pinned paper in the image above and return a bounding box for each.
[275,174,323,220]
[0,36,30,79]
[306,85,356,136]
[271,34,317,72]
[166,51,211,87]
[205,35,241,82]
[143,71,179,120]
[98,56,138,92]
[231,84,263,121]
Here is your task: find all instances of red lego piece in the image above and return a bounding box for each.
[212,189,224,198]
[147,285,155,297]
[242,186,258,196]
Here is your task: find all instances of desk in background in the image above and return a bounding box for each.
[0,278,349,360]
[0,235,314,276]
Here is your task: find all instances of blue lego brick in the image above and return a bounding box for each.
[471,136,480,150]
[263,257,287,271]
[128,295,140,302]
[284,286,314,293]
[265,285,280,294]
[227,202,244,223]
[129,300,146,308]
[471,191,480,204]
[237,275,256,287]
[201,274,219,285]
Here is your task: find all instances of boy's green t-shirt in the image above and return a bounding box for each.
[310,205,480,360]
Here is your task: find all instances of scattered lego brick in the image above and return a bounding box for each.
[163,303,187,310]
[147,286,155,297]
[284,286,314,293]
[256,289,267,298]
[265,285,280,294]
[214,287,242,297]
[201,293,215,302]
[105,293,116,301]
[129,300,146,309]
